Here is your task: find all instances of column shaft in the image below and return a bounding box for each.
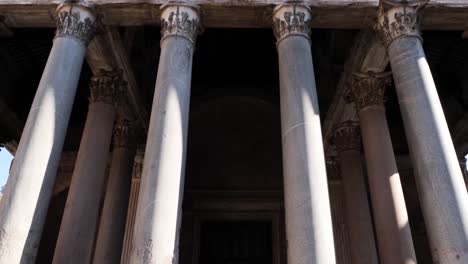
[377,4,468,262]
[333,122,378,264]
[359,106,416,263]
[130,4,200,263]
[349,72,416,263]
[0,4,95,263]
[93,120,136,264]
[121,150,143,264]
[273,4,336,263]
[53,71,121,264]
[390,37,468,262]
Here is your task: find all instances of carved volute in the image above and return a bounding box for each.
[347,72,393,112]
[375,0,427,47]
[160,3,201,44]
[56,3,97,45]
[272,3,312,43]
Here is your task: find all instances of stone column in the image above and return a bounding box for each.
[129,3,200,263]
[332,121,378,264]
[0,3,96,263]
[53,70,123,264]
[376,3,468,262]
[93,119,137,264]
[349,72,416,264]
[121,150,144,264]
[273,4,336,263]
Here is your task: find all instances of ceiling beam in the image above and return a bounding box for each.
[322,29,388,155]
[0,0,467,30]
[0,99,24,154]
[86,26,149,130]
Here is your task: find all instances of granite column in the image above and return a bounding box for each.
[349,72,416,263]
[376,3,468,262]
[53,70,123,264]
[273,3,336,263]
[129,3,200,263]
[121,150,144,264]
[333,121,379,264]
[0,3,96,263]
[93,119,137,264]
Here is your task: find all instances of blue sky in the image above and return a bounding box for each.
[0,148,13,189]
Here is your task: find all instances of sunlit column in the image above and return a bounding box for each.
[129,3,200,263]
[0,3,96,263]
[273,3,336,263]
[53,70,123,264]
[349,72,416,264]
[376,2,468,262]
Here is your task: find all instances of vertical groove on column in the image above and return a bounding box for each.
[330,182,352,264]
[332,122,379,264]
[120,152,143,264]
[52,86,118,263]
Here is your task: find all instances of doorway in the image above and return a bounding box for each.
[199,221,273,264]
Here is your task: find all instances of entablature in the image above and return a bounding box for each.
[1,0,467,30]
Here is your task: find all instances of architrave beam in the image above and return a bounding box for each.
[0,0,467,30]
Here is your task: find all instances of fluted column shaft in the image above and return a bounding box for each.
[53,71,122,264]
[333,121,378,264]
[93,120,137,264]
[0,4,96,263]
[273,4,336,263]
[349,73,416,263]
[376,3,468,262]
[121,150,144,264]
[129,4,200,263]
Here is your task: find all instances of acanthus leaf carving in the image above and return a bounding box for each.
[332,121,361,153]
[132,149,145,180]
[160,4,201,44]
[89,69,126,106]
[347,72,393,111]
[375,1,426,47]
[56,5,96,45]
[326,157,341,180]
[272,4,311,42]
[113,119,137,148]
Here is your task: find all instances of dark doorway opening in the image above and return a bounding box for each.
[199,221,273,264]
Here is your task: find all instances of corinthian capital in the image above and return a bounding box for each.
[332,121,361,153]
[132,149,145,180]
[375,0,427,47]
[272,3,312,43]
[113,119,136,148]
[89,70,126,106]
[160,3,201,44]
[326,158,340,180]
[56,3,97,45]
[347,72,392,111]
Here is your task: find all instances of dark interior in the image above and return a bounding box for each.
[200,221,273,264]
[1,26,467,263]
